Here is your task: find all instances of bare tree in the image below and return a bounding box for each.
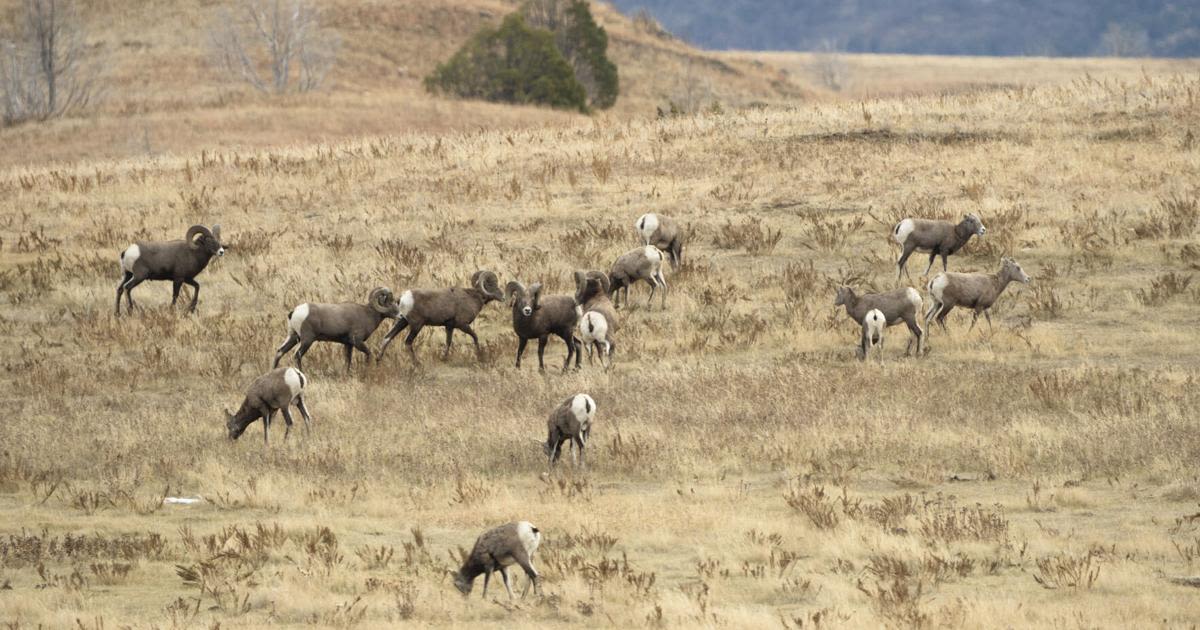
[209,0,339,94]
[0,0,101,126]
[812,39,850,92]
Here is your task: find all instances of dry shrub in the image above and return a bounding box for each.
[971,204,1028,259]
[712,216,783,254]
[1032,550,1102,590]
[799,214,865,251]
[918,497,1009,543]
[1133,194,1199,240]
[1136,272,1192,306]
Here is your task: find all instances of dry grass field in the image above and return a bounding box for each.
[3,48,1200,627]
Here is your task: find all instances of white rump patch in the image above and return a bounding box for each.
[120,244,141,273]
[516,521,541,556]
[928,275,949,302]
[578,311,607,343]
[865,309,886,338]
[637,213,659,244]
[398,290,415,317]
[643,245,662,264]
[288,303,310,335]
[893,219,915,245]
[570,394,596,430]
[284,368,305,399]
[905,287,922,308]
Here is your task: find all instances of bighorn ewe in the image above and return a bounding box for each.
[636,213,684,269]
[376,271,504,365]
[860,309,886,361]
[272,287,401,372]
[505,281,581,372]
[225,367,312,446]
[610,246,668,309]
[574,270,618,367]
[542,393,596,469]
[893,214,986,280]
[834,285,926,356]
[925,257,1031,333]
[453,521,542,600]
[115,224,224,315]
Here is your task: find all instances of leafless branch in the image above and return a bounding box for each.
[208,0,338,94]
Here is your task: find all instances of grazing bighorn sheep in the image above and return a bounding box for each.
[925,257,1031,333]
[834,285,926,356]
[376,271,504,365]
[225,367,312,446]
[272,287,401,372]
[893,214,986,280]
[543,393,596,469]
[115,224,224,315]
[860,309,886,361]
[505,281,581,372]
[636,213,684,269]
[574,270,618,367]
[453,521,542,600]
[610,246,667,309]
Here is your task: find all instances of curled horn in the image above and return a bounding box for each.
[185,225,213,245]
[573,271,587,305]
[504,281,526,305]
[369,287,395,313]
[472,271,504,301]
[528,283,543,311]
[592,271,611,296]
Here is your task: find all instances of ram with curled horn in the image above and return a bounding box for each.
[377,270,506,366]
[115,224,225,315]
[273,287,403,372]
[506,279,581,372]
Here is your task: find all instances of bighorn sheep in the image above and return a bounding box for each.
[893,214,986,280]
[505,281,581,372]
[574,270,618,367]
[225,367,312,446]
[610,246,667,309]
[925,257,1031,333]
[860,309,886,361]
[376,271,504,365]
[542,393,596,469]
[453,521,542,600]
[834,285,926,356]
[636,213,684,269]
[272,287,401,372]
[115,224,224,315]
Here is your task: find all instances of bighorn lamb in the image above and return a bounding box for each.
[610,246,667,309]
[636,213,684,269]
[116,224,224,315]
[834,285,925,356]
[273,287,401,372]
[543,393,596,469]
[860,308,886,361]
[505,281,581,372]
[925,257,1031,333]
[225,367,312,446]
[453,521,542,600]
[574,270,618,367]
[376,271,504,365]
[893,214,986,280]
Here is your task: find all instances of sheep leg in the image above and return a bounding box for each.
[459,324,482,359]
[296,396,313,435]
[605,339,615,369]
[536,336,548,372]
[941,253,949,272]
[281,407,295,440]
[115,272,132,316]
[859,329,869,361]
[645,278,657,308]
[896,245,916,280]
[515,337,528,368]
[656,271,669,308]
[376,317,408,362]
[122,276,145,313]
[183,279,200,313]
[903,316,924,357]
[262,409,274,447]
[923,252,937,277]
[968,311,980,333]
[574,435,586,469]
[560,332,580,371]
[511,549,540,598]
[342,344,354,371]
[984,310,993,331]
[481,570,491,599]
[351,339,373,369]
[936,305,952,332]
[273,332,299,368]
[170,281,183,307]
[293,339,315,371]
[404,326,422,366]
[442,326,454,359]
[499,567,514,600]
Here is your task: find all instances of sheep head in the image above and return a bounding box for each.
[471,270,504,302]
[961,213,986,237]
[452,570,472,595]
[1000,257,1030,284]
[505,281,541,317]
[574,270,611,304]
[186,224,225,257]
[833,285,856,307]
[368,287,401,317]
[225,409,250,440]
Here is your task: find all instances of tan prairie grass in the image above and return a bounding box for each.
[2,68,1200,627]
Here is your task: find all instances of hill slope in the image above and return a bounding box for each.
[611,0,1200,56]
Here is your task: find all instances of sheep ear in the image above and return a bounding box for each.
[212,224,222,242]
[595,272,611,296]
[504,281,525,304]
[529,283,543,310]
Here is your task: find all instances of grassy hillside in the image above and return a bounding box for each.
[1,61,1200,626]
[0,0,800,168]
